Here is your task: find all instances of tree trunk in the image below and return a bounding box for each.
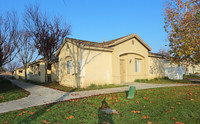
[45,61,48,83]
[25,66,27,80]
[185,66,189,75]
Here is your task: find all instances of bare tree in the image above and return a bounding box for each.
[7,61,21,75]
[0,11,19,69]
[158,47,170,59]
[16,31,37,80]
[24,5,70,83]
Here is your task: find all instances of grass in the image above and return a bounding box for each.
[183,74,200,80]
[18,79,127,92]
[0,77,30,103]
[0,86,200,123]
[135,77,200,84]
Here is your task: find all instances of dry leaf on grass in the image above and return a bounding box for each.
[131,110,140,113]
[142,116,150,119]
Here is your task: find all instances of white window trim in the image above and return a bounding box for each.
[135,59,141,72]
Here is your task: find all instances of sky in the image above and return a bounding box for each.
[0,0,168,53]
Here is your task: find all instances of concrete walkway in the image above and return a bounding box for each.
[0,80,199,114]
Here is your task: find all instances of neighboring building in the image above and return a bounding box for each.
[14,56,59,83]
[55,33,166,88]
[14,33,200,87]
[0,71,12,78]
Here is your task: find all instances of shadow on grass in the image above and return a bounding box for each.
[18,88,77,123]
[0,78,26,93]
[98,98,114,124]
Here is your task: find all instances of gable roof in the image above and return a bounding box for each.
[105,34,152,51]
[55,33,152,56]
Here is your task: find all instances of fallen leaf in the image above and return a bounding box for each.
[188,92,193,95]
[167,111,172,113]
[177,102,181,104]
[136,101,140,103]
[30,112,35,115]
[94,114,97,116]
[189,98,195,101]
[171,107,175,109]
[174,122,184,124]
[17,113,23,116]
[171,117,176,120]
[66,115,74,119]
[147,121,152,124]
[38,94,41,96]
[131,110,140,113]
[46,109,50,111]
[0,96,4,98]
[143,105,146,108]
[116,100,119,102]
[23,111,28,113]
[3,121,8,124]
[69,115,74,119]
[142,116,150,119]
[143,97,149,100]
[41,120,51,123]
[110,102,114,104]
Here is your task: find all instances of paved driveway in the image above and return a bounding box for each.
[0,80,198,114]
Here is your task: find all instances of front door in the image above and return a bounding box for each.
[120,59,126,82]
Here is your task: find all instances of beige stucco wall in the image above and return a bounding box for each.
[14,69,25,79]
[51,62,59,82]
[58,42,75,87]
[28,63,43,82]
[58,41,113,88]
[111,37,149,84]
[14,61,58,83]
[83,50,112,87]
[148,57,165,79]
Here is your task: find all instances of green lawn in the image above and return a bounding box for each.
[135,77,200,84]
[19,79,127,92]
[0,77,30,103]
[1,86,200,123]
[183,74,200,80]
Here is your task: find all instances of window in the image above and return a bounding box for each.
[19,70,23,73]
[135,59,141,72]
[67,60,72,74]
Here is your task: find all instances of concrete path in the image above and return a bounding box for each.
[0,80,199,114]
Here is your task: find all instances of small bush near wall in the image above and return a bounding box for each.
[135,77,199,84]
[183,74,200,79]
[134,79,149,82]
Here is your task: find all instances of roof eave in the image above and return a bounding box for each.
[106,33,152,51]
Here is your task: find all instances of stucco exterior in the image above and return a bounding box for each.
[56,33,167,88]
[14,33,199,88]
[14,58,59,83]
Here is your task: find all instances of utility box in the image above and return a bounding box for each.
[127,86,136,99]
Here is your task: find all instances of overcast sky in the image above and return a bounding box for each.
[1,0,168,53]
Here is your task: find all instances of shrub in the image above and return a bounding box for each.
[88,84,97,88]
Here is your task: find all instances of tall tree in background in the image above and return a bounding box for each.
[7,61,21,75]
[0,12,18,69]
[16,31,36,80]
[164,0,200,67]
[158,47,170,58]
[24,5,70,83]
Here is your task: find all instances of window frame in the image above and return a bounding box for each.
[135,59,141,73]
[67,60,72,74]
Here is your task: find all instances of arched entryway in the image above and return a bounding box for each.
[119,53,145,83]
